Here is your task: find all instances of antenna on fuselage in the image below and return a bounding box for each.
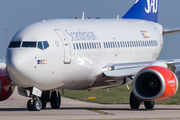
[117,15,119,20]
[82,12,84,20]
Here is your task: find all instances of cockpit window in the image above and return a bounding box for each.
[38,41,43,50]
[37,41,49,50]
[22,41,36,47]
[9,41,49,50]
[43,41,49,49]
[9,41,21,48]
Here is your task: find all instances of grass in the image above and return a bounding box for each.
[61,83,180,105]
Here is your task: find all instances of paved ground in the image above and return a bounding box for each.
[0,87,180,120]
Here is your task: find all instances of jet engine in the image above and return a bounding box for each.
[132,66,178,101]
[0,68,15,101]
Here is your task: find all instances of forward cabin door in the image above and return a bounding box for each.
[55,29,71,64]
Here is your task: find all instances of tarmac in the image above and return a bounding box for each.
[0,87,180,120]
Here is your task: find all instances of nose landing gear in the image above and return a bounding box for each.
[27,90,61,111]
[27,98,42,111]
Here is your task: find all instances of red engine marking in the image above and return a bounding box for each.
[0,68,15,101]
[143,66,177,101]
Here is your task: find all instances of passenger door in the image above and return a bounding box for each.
[55,29,71,64]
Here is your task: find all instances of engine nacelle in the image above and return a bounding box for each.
[0,68,15,101]
[132,66,178,101]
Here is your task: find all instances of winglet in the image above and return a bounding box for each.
[122,0,159,22]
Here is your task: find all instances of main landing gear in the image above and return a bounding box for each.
[27,90,61,111]
[130,92,155,110]
[50,91,61,109]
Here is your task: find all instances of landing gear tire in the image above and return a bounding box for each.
[27,99,42,111]
[144,101,155,109]
[130,92,140,109]
[50,91,61,109]
[27,99,34,111]
[33,99,42,111]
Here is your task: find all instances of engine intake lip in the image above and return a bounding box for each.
[132,69,165,101]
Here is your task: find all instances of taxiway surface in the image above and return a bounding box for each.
[0,87,180,120]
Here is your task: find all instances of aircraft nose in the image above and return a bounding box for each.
[6,49,32,87]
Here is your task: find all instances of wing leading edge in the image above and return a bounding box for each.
[102,59,180,78]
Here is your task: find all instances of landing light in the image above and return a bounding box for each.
[108,67,115,71]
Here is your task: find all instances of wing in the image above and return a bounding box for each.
[102,59,180,78]
[163,27,180,36]
[89,59,180,90]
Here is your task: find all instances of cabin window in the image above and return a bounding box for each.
[117,42,120,48]
[123,41,125,47]
[110,42,112,48]
[99,42,101,48]
[81,43,84,49]
[119,41,122,48]
[94,43,96,49]
[96,43,99,49]
[124,41,126,47]
[73,43,76,50]
[106,42,108,48]
[79,43,81,49]
[76,43,79,49]
[87,43,89,49]
[127,41,129,47]
[84,43,86,49]
[112,42,115,48]
[92,43,94,49]
[136,41,138,47]
[151,41,153,46]
[89,43,91,49]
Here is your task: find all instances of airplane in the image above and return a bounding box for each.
[0,0,180,111]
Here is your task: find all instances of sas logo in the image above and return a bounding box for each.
[37,60,47,64]
[145,0,158,13]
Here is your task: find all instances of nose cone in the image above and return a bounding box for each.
[6,49,32,87]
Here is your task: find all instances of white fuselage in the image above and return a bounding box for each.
[6,19,163,90]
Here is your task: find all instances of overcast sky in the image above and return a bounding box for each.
[0,0,180,59]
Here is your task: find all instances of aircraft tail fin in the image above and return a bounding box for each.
[122,0,159,22]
